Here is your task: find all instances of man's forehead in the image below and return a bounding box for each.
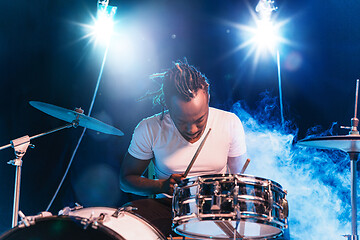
[169,91,208,118]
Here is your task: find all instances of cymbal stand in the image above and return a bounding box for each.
[0,121,78,228]
[347,152,359,240]
[343,79,360,240]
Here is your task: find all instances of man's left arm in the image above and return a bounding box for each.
[227,154,247,174]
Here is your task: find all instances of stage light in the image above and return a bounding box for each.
[229,0,287,58]
[253,19,279,53]
[93,0,117,44]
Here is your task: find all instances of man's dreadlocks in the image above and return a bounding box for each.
[140,61,209,112]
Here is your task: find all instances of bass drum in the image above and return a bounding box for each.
[0,215,123,240]
[66,207,165,240]
[0,207,165,240]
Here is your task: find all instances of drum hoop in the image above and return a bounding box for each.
[174,213,285,228]
[174,217,284,239]
[184,174,284,189]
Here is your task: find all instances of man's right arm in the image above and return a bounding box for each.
[119,152,183,196]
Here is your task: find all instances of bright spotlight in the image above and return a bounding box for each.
[226,0,290,62]
[253,19,279,52]
[93,0,117,44]
[253,0,279,53]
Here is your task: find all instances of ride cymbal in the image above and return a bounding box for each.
[30,101,124,136]
[297,135,360,153]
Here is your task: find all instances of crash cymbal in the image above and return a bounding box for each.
[297,135,360,153]
[30,101,124,136]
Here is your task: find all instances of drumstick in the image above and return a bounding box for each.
[240,158,251,174]
[183,128,212,178]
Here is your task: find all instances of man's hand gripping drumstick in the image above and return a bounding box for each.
[162,128,212,195]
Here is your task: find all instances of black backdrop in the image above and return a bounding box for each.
[1,0,360,236]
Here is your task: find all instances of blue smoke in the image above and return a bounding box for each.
[231,97,352,239]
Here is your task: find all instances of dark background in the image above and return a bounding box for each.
[0,0,359,237]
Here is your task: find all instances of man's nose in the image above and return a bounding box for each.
[186,123,198,134]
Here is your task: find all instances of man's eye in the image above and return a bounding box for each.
[196,117,204,123]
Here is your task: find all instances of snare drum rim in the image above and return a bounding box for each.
[173,217,284,239]
[183,174,285,191]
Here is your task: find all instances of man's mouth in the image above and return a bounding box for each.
[185,131,201,140]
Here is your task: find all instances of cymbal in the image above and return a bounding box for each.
[30,101,124,136]
[297,135,360,153]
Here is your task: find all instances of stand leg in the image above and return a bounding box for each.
[12,164,21,228]
[349,152,359,239]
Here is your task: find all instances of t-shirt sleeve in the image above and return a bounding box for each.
[128,119,155,160]
[228,113,247,157]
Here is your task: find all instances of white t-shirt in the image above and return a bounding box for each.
[128,107,246,179]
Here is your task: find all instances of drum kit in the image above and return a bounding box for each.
[1,77,360,239]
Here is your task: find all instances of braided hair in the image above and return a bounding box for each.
[139,61,209,113]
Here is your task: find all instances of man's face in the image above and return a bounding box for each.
[168,90,209,143]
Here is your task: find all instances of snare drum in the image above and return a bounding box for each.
[0,207,165,240]
[172,174,288,239]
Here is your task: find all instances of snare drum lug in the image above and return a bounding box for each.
[211,181,222,211]
[280,198,289,219]
[233,186,239,207]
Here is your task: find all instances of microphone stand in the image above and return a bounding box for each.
[0,121,78,228]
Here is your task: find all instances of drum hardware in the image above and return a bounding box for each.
[17,210,53,228]
[80,212,108,230]
[112,206,138,218]
[232,183,243,240]
[267,180,273,221]
[279,195,289,221]
[297,80,360,240]
[60,205,114,230]
[58,203,84,215]
[0,101,124,228]
[1,124,75,228]
[210,181,221,211]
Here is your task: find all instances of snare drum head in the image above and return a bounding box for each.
[0,216,122,240]
[174,219,282,239]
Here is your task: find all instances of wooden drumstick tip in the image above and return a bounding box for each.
[240,158,251,174]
